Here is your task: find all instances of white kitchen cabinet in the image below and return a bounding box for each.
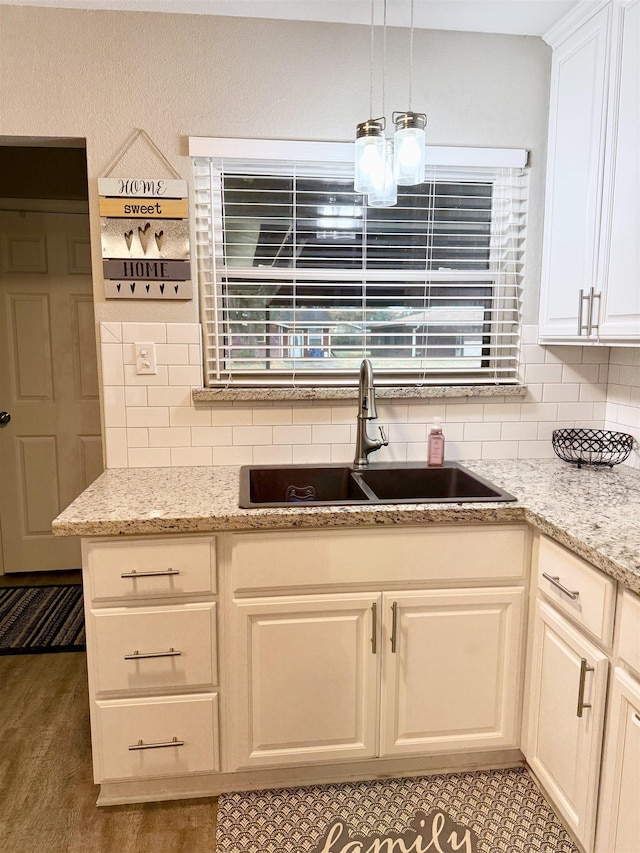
[228,592,379,767]
[82,534,220,789]
[524,600,609,851]
[380,588,524,756]
[596,668,640,853]
[539,0,640,344]
[226,526,527,772]
[597,0,640,340]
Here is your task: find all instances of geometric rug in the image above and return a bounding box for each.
[0,584,85,655]
[216,767,579,853]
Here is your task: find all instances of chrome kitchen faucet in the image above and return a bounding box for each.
[354,358,389,469]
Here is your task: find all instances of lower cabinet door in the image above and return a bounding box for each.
[523,601,608,852]
[227,593,379,769]
[93,693,220,782]
[380,587,525,756]
[596,668,640,853]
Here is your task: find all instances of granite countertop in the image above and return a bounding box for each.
[52,458,640,595]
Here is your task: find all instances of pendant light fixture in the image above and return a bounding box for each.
[393,0,427,186]
[354,0,426,206]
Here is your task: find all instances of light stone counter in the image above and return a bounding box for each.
[52,459,640,595]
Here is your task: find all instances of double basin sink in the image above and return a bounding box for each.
[239,461,516,508]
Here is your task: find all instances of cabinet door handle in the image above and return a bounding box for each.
[124,647,182,660]
[128,737,184,751]
[390,601,398,653]
[578,289,591,335]
[577,658,595,717]
[120,568,180,579]
[542,573,580,600]
[371,602,377,655]
[634,713,640,725]
[590,287,601,333]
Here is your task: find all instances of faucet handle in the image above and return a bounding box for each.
[378,425,389,446]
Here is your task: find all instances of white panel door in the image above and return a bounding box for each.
[0,210,102,572]
[598,0,640,340]
[227,592,379,769]
[596,668,640,853]
[523,601,608,852]
[538,5,611,340]
[380,587,525,756]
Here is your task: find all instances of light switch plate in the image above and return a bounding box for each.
[135,342,157,375]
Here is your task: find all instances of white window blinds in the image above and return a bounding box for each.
[192,141,527,387]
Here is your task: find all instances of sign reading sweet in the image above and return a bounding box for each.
[98,177,192,300]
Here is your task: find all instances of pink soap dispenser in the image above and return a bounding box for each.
[427,417,445,467]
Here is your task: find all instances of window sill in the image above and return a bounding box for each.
[192,385,528,403]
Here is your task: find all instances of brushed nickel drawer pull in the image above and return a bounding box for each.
[577,658,594,717]
[371,602,377,655]
[120,568,180,579]
[542,573,580,600]
[390,601,398,654]
[124,647,182,660]
[129,736,184,751]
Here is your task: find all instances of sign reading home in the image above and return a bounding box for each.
[311,809,478,853]
[98,177,192,300]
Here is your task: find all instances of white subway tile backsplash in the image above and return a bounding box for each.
[169,406,212,427]
[126,407,169,428]
[99,321,639,469]
[148,427,192,447]
[122,323,167,344]
[168,365,203,387]
[273,425,313,445]
[147,386,192,407]
[212,445,253,465]
[125,386,147,407]
[252,407,293,426]
[128,447,171,467]
[253,445,293,465]
[292,444,332,464]
[157,344,190,365]
[233,425,273,446]
[543,384,580,403]
[170,446,213,466]
[191,426,233,446]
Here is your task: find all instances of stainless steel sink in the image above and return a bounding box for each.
[239,462,516,508]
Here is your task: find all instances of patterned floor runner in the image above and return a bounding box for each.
[216,767,579,853]
[0,584,85,655]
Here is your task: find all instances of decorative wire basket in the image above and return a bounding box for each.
[552,428,634,468]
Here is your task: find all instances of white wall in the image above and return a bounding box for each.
[7,5,634,472]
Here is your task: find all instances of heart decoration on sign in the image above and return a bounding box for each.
[138,222,152,254]
[124,229,134,251]
[154,230,164,252]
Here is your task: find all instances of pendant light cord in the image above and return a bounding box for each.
[409,0,414,110]
[382,0,387,118]
[369,0,375,117]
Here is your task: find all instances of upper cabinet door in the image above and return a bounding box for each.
[539,5,611,341]
[598,0,640,340]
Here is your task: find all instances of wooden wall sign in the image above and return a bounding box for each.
[98,177,192,300]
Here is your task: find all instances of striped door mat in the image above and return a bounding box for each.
[0,585,85,655]
[216,768,579,853]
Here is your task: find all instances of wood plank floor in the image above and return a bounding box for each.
[0,652,217,852]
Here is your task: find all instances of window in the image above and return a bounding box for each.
[192,139,527,387]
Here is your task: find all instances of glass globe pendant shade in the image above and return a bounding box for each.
[354,118,386,194]
[393,111,427,186]
[368,140,397,208]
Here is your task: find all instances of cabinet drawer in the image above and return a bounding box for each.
[84,536,216,601]
[537,536,616,645]
[618,589,640,678]
[94,693,219,782]
[90,603,217,694]
[231,525,528,592]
